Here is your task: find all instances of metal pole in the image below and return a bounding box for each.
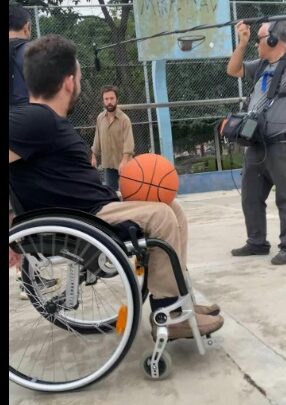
[118,97,246,110]
[152,60,174,164]
[143,61,155,153]
[214,129,222,171]
[34,6,41,38]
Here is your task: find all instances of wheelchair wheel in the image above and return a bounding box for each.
[141,350,172,380]
[20,252,148,334]
[9,216,141,392]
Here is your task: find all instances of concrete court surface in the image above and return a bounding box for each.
[9,189,286,405]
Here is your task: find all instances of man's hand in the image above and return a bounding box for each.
[236,21,251,47]
[91,153,97,168]
[9,248,22,268]
[118,155,132,174]
[118,161,126,174]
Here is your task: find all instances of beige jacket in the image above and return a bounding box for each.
[91,108,134,169]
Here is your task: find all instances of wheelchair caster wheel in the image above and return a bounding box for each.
[141,350,172,380]
[206,334,213,346]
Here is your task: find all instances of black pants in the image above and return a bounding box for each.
[241,142,286,250]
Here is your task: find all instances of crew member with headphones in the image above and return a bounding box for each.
[227,20,286,265]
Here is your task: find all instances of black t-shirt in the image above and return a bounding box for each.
[9,103,120,213]
[9,39,29,106]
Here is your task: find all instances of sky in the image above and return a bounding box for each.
[60,0,111,17]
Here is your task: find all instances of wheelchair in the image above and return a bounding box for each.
[9,192,211,392]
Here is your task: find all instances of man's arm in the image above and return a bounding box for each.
[9,149,21,163]
[91,118,100,167]
[227,21,251,78]
[9,151,22,267]
[119,117,134,173]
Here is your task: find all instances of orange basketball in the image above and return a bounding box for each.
[119,153,179,204]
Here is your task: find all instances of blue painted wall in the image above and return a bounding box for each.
[178,169,242,194]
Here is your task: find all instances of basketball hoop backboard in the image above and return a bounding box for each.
[133,0,232,61]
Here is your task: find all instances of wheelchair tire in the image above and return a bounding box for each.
[9,216,141,392]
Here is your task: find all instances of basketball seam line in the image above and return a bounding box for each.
[119,176,178,192]
[121,157,146,199]
[147,155,158,201]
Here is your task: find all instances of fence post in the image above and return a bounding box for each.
[34,6,41,38]
[152,60,174,164]
[214,128,222,171]
[143,61,155,153]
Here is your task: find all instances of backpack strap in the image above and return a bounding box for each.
[253,59,269,86]
[267,56,286,100]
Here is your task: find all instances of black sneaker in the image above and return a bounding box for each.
[271,250,286,265]
[231,244,270,256]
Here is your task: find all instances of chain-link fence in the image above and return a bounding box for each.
[25,1,286,175]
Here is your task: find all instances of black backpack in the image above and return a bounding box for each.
[9,38,29,106]
[256,56,286,139]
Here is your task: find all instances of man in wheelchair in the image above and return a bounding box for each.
[9,34,224,343]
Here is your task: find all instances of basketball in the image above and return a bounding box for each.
[119,153,179,204]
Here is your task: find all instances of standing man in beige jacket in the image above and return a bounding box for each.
[91,85,134,191]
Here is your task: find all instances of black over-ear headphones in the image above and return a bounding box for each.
[267,21,279,48]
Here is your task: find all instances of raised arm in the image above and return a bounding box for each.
[227,21,251,78]
[118,117,134,173]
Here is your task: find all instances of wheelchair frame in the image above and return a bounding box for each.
[9,207,209,392]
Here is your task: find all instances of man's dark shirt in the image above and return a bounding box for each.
[9,104,120,213]
[9,39,29,106]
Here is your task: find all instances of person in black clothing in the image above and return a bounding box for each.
[9,5,39,298]
[9,4,31,106]
[9,34,224,340]
[227,21,286,265]
[9,7,62,296]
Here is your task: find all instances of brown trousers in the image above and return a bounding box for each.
[96,200,188,298]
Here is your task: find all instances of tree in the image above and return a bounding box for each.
[97,1,133,90]
[14,0,136,98]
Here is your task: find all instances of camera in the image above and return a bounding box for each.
[239,112,258,141]
[221,112,259,146]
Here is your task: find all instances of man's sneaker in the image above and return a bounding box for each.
[271,250,286,265]
[18,281,29,300]
[150,312,224,341]
[194,303,220,316]
[231,244,270,256]
[16,274,61,299]
[34,275,61,294]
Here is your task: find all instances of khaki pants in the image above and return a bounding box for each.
[96,200,187,298]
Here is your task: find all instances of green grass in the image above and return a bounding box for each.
[221,153,243,170]
[175,153,243,175]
